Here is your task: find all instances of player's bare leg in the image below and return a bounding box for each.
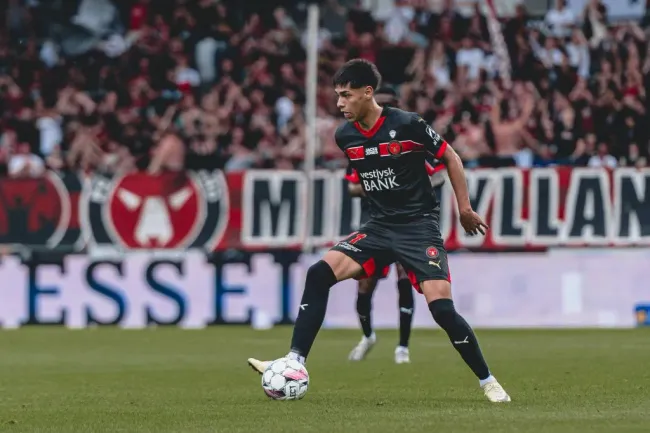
[420,280,511,402]
[349,276,378,361]
[248,251,363,373]
[394,263,413,364]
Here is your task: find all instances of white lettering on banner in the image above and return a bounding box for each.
[490,168,526,246]
[0,256,28,328]
[0,251,647,329]
[308,171,341,246]
[242,170,306,247]
[612,168,650,245]
[561,169,613,245]
[234,168,650,249]
[527,168,561,245]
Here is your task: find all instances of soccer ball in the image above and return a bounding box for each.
[261,358,309,400]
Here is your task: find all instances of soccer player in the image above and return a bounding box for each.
[249,59,511,402]
[346,86,446,364]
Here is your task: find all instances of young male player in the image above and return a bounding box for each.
[346,86,445,364]
[249,59,511,402]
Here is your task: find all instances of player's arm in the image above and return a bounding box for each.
[413,115,488,235]
[348,183,364,197]
[441,144,488,236]
[344,168,365,197]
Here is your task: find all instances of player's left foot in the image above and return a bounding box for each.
[482,380,511,402]
[247,358,271,375]
[348,333,376,361]
[394,346,410,364]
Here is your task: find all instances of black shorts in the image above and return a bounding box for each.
[332,215,450,292]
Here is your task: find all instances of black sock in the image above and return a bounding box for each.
[290,260,337,358]
[429,299,490,380]
[397,278,414,347]
[356,291,373,338]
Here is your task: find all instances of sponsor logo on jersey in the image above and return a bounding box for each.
[346,146,365,160]
[359,168,399,191]
[365,147,378,156]
[388,141,402,156]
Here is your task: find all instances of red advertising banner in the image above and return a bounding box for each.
[0,167,648,253]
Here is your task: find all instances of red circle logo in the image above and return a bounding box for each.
[426,247,439,258]
[388,141,402,155]
[108,173,201,249]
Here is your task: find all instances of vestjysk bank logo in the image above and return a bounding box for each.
[358,168,399,191]
[82,171,229,250]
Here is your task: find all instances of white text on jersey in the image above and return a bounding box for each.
[359,168,400,191]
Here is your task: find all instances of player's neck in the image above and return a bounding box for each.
[357,102,384,131]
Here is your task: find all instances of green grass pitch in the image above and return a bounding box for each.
[0,327,648,433]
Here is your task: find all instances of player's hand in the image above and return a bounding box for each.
[459,208,489,236]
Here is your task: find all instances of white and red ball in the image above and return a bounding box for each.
[261,358,309,400]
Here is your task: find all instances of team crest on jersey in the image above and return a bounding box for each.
[82,171,229,251]
[388,141,402,156]
[426,246,439,258]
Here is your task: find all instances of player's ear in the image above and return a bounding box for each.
[365,86,373,100]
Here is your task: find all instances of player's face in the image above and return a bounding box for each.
[335,84,373,122]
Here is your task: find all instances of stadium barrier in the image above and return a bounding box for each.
[0,249,648,329]
[0,167,649,254]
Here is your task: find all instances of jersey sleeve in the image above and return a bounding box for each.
[334,123,346,151]
[344,164,360,183]
[410,114,448,159]
[425,154,445,175]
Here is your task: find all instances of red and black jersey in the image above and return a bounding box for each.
[336,107,448,221]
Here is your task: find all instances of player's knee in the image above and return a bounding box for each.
[358,277,376,294]
[419,279,451,303]
[306,260,337,289]
[428,298,456,325]
[322,250,363,280]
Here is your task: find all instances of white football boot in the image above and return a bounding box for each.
[247,358,271,375]
[348,333,376,361]
[481,379,512,402]
[394,346,410,364]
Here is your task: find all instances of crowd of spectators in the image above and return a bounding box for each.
[0,0,649,179]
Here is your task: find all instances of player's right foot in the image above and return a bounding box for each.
[247,358,271,374]
[482,380,511,402]
[348,333,376,361]
[394,346,410,364]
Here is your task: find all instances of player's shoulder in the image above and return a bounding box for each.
[334,121,357,143]
[384,107,424,128]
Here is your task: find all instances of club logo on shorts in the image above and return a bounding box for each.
[426,246,439,258]
[388,141,402,156]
